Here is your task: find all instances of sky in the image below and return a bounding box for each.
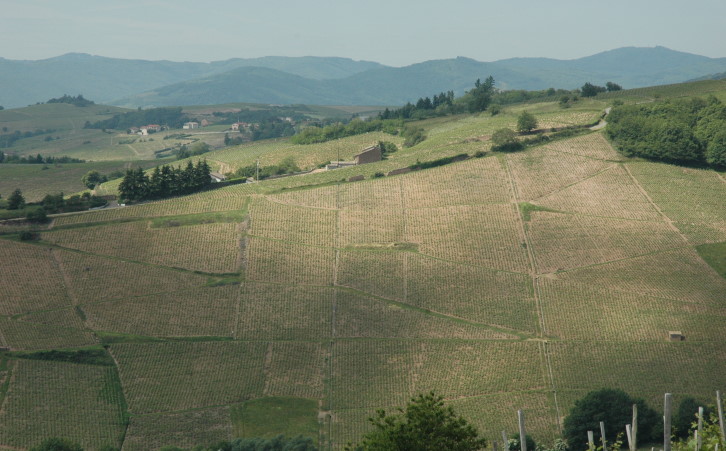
[1,0,725,66]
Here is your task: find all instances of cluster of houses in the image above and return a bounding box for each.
[128,124,162,135]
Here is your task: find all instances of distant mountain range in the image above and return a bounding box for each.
[1,47,725,108]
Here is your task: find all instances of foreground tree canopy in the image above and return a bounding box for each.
[563,388,661,448]
[347,391,487,451]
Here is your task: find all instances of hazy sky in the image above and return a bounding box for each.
[2,0,725,66]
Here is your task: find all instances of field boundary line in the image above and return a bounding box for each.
[263,195,339,211]
[0,359,17,416]
[248,233,532,276]
[622,164,691,244]
[531,164,617,203]
[261,342,273,396]
[542,341,563,434]
[503,155,546,337]
[49,248,79,307]
[551,244,696,275]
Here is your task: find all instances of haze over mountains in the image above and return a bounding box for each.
[1,46,726,108]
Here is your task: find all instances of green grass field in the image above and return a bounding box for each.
[1,82,725,450]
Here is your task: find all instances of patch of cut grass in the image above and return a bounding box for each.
[230,397,319,442]
[696,241,726,279]
[518,202,562,222]
[149,209,248,229]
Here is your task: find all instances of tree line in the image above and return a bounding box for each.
[290,118,401,145]
[0,129,58,149]
[46,94,95,107]
[606,95,726,168]
[118,160,212,202]
[0,152,84,164]
[85,107,187,130]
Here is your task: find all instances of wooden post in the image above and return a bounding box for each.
[493,441,499,451]
[518,410,527,451]
[625,424,633,451]
[502,430,509,451]
[600,421,608,451]
[664,393,673,451]
[697,406,704,451]
[718,390,726,444]
[588,431,595,451]
[632,403,638,451]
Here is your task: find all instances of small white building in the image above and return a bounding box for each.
[183,122,199,130]
[210,172,227,183]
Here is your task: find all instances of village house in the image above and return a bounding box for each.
[183,122,199,130]
[140,124,162,135]
[230,122,250,131]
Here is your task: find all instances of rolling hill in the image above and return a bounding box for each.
[1,81,725,450]
[2,47,726,108]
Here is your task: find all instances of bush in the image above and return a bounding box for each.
[673,397,712,439]
[402,126,426,147]
[491,128,523,152]
[516,111,538,133]
[19,230,39,241]
[25,207,48,223]
[563,389,661,448]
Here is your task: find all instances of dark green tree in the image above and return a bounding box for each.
[118,168,148,202]
[468,76,495,113]
[26,207,48,223]
[81,170,107,189]
[674,397,712,439]
[581,82,607,97]
[491,128,522,152]
[7,188,25,210]
[29,437,83,451]
[606,82,623,92]
[516,111,538,133]
[706,129,726,167]
[563,389,661,448]
[348,391,487,451]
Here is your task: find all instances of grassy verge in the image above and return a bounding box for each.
[696,241,726,279]
[230,397,319,441]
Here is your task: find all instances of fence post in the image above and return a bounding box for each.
[626,424,633,451]
[502,430,508,451]
[588,431,595,451]
[600,421,608,451]
[697,406,704,451]
[518,410,527,451]
[632,403,638,451]
[718,390,726,444]
[664,393,672,451]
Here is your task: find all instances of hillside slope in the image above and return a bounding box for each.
[1,96,724,449]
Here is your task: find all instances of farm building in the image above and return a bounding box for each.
[210,172,227,183]
[183,122,199,130]
[354,145,382,165]
[668,331,686,341]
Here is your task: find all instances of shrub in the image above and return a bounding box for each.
[563,389,661,448]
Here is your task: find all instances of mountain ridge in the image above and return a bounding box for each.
[2,47,726,108]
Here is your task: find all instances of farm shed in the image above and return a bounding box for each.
[668,331,685,341]
[354,145,382,165]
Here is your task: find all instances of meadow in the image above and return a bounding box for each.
[0,83,724,450]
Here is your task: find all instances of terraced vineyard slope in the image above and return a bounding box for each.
[0,94,724,450]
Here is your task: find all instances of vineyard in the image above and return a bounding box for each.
[0,89,725,450]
